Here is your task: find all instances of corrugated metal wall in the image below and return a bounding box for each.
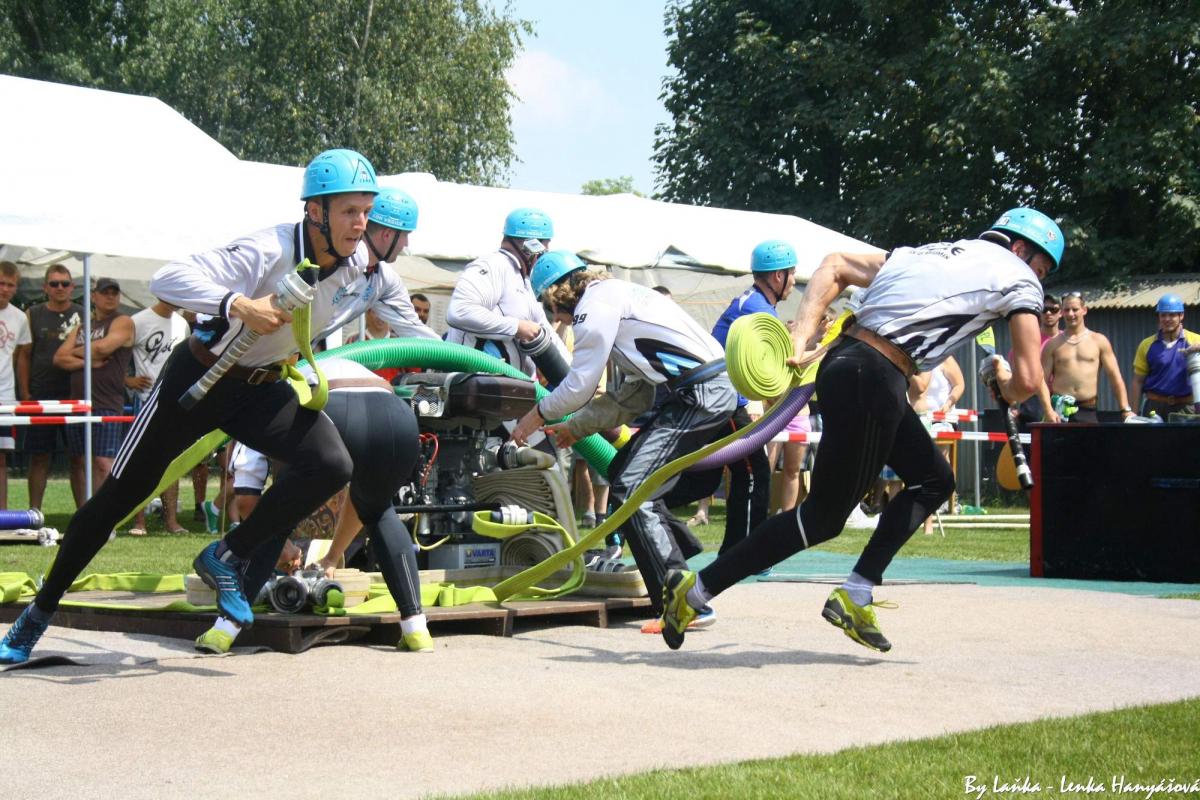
[988,307,1178,412]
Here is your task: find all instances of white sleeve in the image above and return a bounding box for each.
[537,301,620,420]
[150,236,271,317]
[373,265,439,340]
[446,263,519,338]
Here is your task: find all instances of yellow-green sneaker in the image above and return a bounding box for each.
[821,587,894,652]
[194,626,235,655]
[660,569,699,650]
[398,630,434,653]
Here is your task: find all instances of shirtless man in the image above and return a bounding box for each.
[1041,292,1133,422]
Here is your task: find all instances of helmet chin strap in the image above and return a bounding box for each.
[364,228,400,265]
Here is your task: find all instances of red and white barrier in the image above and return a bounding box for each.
[929,409,977,423]
[770,430,1030,445]
[0,402,94,415]
[0,415,134,426]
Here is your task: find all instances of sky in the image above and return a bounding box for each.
[498,0,673,197]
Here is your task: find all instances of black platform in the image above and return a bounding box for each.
[1031,423,1200,582]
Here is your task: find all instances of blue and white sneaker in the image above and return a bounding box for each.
[0,605,51,665]
[193,541,254,626]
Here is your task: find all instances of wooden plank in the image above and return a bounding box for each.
[0,592,652,648]
[504,599,607,628]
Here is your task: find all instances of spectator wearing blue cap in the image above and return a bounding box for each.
[708,240,799,556]
[1131,294,1200,418]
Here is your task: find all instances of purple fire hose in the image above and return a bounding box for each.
[686,383,816,472]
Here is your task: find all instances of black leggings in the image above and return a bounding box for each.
[37,345,352,614]
[699,339,955,596]
[720,405,771,555]
[242,390,423,616]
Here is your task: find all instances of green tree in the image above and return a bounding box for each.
[581,176,643,196]
[1,0,528,184]
[655,0,1199,281]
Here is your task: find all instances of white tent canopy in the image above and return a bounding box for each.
[1,75,877,323]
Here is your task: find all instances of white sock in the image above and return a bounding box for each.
[400,613,428,636]
[686,574,713,610]
[842,571,875,607]
[214,616,241,637]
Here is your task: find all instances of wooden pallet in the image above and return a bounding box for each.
[0,592,655,654]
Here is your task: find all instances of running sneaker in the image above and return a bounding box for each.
[581,512,597,529]
[0,606,50,665]
[660,569,699,650]
[821,587,895,652]
[399,630,435,653]
[194,627,235,655]
[193,541,254,626]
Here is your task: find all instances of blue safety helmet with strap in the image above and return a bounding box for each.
[751,240,798,273]
[301,149,379,200]
[368,187,419,232]
[503,208,554,240]
[988,207,1065,271]
[531,250,586,297]
[1156,294,1185,313]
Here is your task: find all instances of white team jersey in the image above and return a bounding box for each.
[149,222,436,368]
[538,279,724,420]
[130,308,190,403]
[854,239,1043,368]
[0,303,31,403]
[444,249,566,378]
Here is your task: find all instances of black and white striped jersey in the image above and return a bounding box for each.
[538,279,724,420]
[149,222,435,368]
[854,239,1043,369]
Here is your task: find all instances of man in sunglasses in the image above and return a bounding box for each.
[1016,292,1063,427]
[17,264,85,509]
[1041,291,1133,423]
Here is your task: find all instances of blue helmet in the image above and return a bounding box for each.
[301,149,379,200]
[751,240,798,273]
[503,207,554,240]
[368,187,419,231]
[531,250,585,297]
[1156,294,1185,313]
[989,208,1065,271]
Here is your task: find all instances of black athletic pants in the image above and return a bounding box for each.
[36,344,352,614]
[699,339,955,596]
[241,390,424,616]
[719,405,771,555]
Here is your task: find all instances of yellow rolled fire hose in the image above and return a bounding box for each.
[490,311,846,601]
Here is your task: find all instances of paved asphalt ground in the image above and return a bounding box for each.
[2,580,1199,799]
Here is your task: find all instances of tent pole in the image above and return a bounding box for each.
[969,346,979,507]
[82,253,93,500]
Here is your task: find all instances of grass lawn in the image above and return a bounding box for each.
[0,478,1035,578]
[0,475,219,578]
[674,502,1032,562]
[443,698,1200,800]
